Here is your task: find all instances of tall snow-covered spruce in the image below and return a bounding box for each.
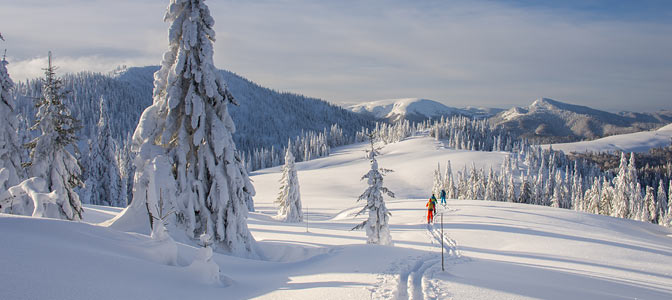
[352,135,394,246]
[109,0,256,256]
[0,49,22,190]
[24,52,83,220]
[275,145,303,222]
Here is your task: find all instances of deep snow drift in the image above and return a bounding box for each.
[1,136,671,299]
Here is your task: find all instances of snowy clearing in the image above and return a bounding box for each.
[543,123,672,154]
[2,136,671,299]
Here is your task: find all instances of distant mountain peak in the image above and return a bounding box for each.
[491,97,672,142]
[348,98,500,122]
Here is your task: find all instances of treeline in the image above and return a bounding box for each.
[570,145,672,195]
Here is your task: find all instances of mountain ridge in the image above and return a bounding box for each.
[491,97,672,143]
[347,98,502,122]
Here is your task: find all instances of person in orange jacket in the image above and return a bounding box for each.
[426,194,438,223]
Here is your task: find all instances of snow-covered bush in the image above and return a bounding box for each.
[0,175,65,218]
[187,232,220,285]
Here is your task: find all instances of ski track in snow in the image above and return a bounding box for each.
[373,207,467,300]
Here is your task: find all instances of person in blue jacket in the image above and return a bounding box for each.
[440,189,446,205]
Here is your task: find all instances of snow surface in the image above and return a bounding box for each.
[2,136,672,299]
[543,123,672,153]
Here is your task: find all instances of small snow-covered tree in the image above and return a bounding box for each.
[665,181,672,227]
[432,162,442,198]
[484,167,499,201]
[518,174,533,204]
[642,186,655,223]
[187,232,220,284]
[84,97,123,206]
[506,173,516,203]
[275,146,302,222]
[24,52,83,220]
[658,180,669,225]
[585,177,601,214]
[353,135,394,246]
[0,51,22,191]
[612,152,631,218]
[600,178,614,216]
[109,0,256,256]
[443,161,455,199]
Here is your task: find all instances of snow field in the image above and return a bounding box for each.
[1,135,671,299]
[543,123,672,153]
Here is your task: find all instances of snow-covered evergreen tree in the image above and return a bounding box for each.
[275,145,302,222]
[585,177,601,214]
[642,186,656,223]
[432,162,442,198]
[110,0,256,255]
[84,97,123,206]
[518,174,533,204]
[0,50,22,190]
[24,52,83,220]
[506,173,516,202]
[353,135,394,246]
[443,161,454,199]
[600,177,614,216]
[657,180,668,225]
[484,167,499,201]
[613,152,631,218]
[665,181,672,227]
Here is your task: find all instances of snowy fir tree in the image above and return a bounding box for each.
[275,145,303,222]
[642,186,656,223]
[23,52,83,220]
[657,180,668,225]
[84,97,123,207]
[665,181,672,227]
[432,162,443,197]
[0,49,22,190]
[613,152,632,218]
[443,160,455,199]
[110,0,256,256]
[353,135,394,246]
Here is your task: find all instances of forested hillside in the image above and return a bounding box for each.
[11,66,375,154]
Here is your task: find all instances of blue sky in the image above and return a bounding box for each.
[1,0,671,112]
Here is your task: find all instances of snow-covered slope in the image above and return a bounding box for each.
[348,98,500,122]
[544,123,672,153]
[490,97,672,143]
[2,136,671,299]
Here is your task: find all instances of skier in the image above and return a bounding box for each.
[440,189,446,206]
[426,194,438,223]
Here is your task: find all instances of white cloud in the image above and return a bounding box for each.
[6,55,156,82]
